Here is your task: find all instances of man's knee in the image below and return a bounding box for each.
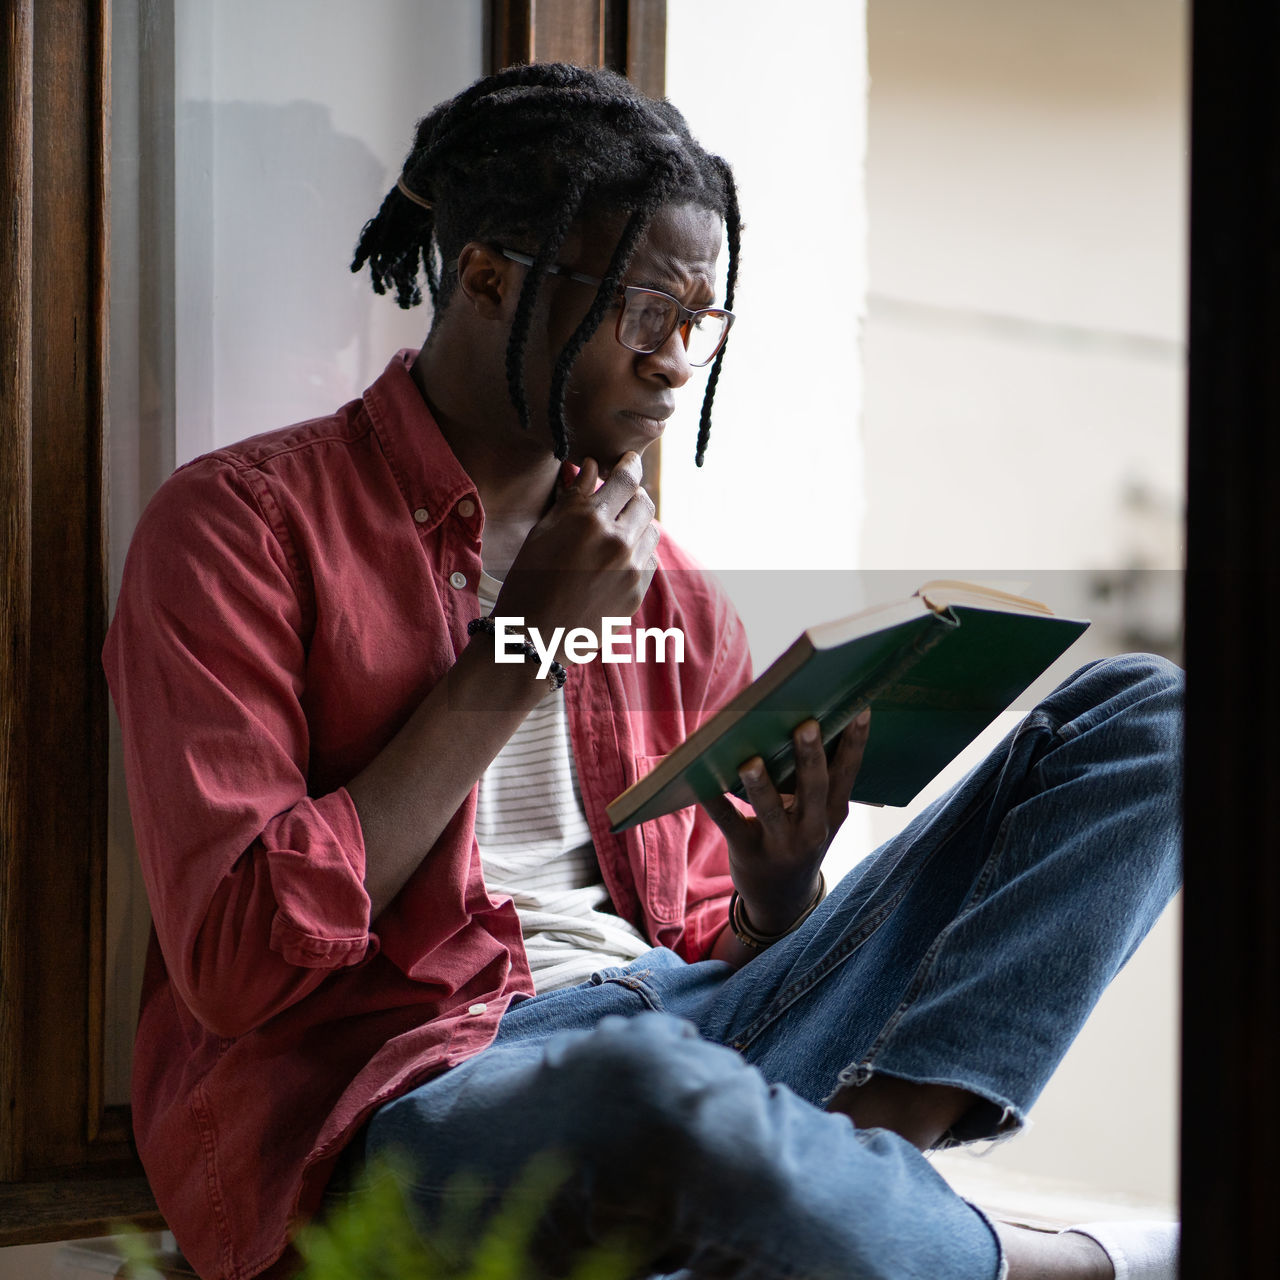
[517,1013,773,1255]
[1056,651,1183,751]
[1108,651,1182,699]
[537,1013,747,1161]
[1067,651,1182,700]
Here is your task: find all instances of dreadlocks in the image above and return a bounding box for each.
[350,63,740,466]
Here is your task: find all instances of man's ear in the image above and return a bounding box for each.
[456,242,519,317]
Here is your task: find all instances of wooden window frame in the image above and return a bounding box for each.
[2,1,1277,1272]
[1,0,164,1244]
[0,0,666,1247]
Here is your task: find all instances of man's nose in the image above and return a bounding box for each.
[643,326,695,388]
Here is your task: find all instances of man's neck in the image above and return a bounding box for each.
[410,337,561,532]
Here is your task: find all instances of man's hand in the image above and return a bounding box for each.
[701,711,871,936]
[493,452,659,642]
[351,451,656,920]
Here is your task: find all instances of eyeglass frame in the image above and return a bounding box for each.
[496,246,735,367]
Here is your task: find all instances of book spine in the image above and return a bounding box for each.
[737,610,960,793]
[819,608,959,742]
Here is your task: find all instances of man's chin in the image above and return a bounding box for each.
[584,441,655,482]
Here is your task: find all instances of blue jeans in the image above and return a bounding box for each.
[364,655,1182,1279]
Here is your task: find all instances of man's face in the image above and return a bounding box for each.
[522,202,724,470]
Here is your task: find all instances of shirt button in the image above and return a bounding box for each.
[449,571,467,590]
[457,498,476,519]
[467,1003,487,1016]
[413,507,429,524]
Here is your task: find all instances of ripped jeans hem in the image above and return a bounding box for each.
[824,1060,1027,1149]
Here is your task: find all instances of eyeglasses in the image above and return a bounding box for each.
[498,247,735,367]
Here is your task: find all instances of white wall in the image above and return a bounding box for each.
[862,0,1185,573]
[664,0,868,580]
[860,0,1186,1203]
[666,0,872,875]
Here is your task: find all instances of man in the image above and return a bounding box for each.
[106,63,1180,1279]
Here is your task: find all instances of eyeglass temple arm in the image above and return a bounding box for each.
[498,247,603,291]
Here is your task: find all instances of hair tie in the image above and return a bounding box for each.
[396,175,435,212]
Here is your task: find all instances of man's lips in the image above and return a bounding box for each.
[621,407,673,436]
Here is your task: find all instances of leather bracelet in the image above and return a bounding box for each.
[467,615,568,691]
[728,872,827,950]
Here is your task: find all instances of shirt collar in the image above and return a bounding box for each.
[363,349,480,538]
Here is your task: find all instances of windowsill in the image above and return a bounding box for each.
[931,1150,1177,1233]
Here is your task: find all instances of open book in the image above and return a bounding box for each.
[606,580,1089,833]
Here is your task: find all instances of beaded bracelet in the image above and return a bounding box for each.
[467,615,568,691]
[728,872,827,950]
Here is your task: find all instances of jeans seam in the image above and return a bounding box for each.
[599,969,665,1012]
[726,893,905,1052]
[852,805,1015,1076]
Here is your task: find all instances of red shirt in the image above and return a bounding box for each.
[103,352,753,1280]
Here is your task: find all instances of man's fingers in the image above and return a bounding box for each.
[827,709,872,829]
[739,758,788,832]
[616,483,657,538]
[700,789,749,841]
[637,550,659,602]
[638,521,660,560]
[790,720,831,850]
[559,457,598,501]
[595,451,644,516]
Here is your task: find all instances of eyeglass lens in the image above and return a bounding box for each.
[618,290,729,366]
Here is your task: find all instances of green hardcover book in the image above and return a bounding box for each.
[606,581,1090,833]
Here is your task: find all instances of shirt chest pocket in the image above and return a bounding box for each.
[634,755,698,926]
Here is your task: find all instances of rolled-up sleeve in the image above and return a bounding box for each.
[105,457,374,1039]
[263,791,371,967]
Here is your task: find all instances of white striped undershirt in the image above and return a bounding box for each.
[474,570,650,992]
